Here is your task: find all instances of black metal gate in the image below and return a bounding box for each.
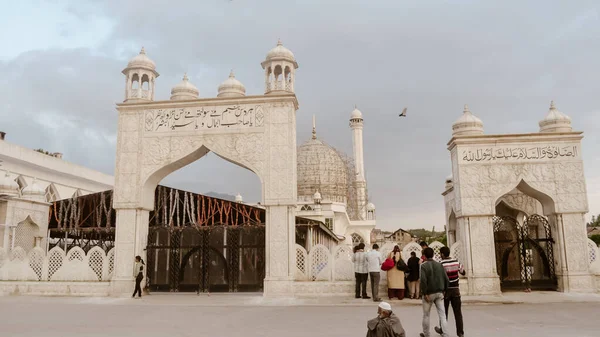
[492,215,557,291]
[146,224,265,293]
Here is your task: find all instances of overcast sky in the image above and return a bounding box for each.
[1,0,599,231]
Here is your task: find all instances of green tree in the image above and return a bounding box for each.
[590,234,600,246]
[587,214,600,227]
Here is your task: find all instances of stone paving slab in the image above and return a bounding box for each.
[0,296,597,337]
[2,291,599,307]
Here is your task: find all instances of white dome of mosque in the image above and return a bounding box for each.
[452,104,484,137]
[235,193,243,203]
[350,107,363,119]
[126,47,156,71]
[22,178,44,196]
[217,70,246,98]
[0,172,19,196]
[366,202,376,211]
[539,101,572,133]
[297,130,348,204]
[170,74,199,100]
[265,39,296,62]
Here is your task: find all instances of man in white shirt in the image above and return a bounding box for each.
[366,244,383,301]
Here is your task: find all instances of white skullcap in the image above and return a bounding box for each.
[378,301,392,311]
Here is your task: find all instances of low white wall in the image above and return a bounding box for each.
[0,281,110,296]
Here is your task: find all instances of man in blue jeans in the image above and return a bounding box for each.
[419,247,450,337]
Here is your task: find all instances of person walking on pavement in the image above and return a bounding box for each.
[435,246,466,337]
[419,247,450,337]
[366,244,383,301]
[352,243,370,299]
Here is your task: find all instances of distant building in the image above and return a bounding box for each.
[385,228,415,248]
[588,227,600,237]
[370,228,415,248]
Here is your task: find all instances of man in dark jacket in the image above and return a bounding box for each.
[419,248,449,337]
[407,251,421,299]
[366,302,405,337]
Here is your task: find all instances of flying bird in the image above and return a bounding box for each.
[399,108,407,117]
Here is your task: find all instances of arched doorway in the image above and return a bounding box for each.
[145,190,267,294]
[492,215,557,291]
[111,97,299,296]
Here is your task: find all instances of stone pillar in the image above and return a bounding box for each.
[263,204,296,297]
[461,215,501,295]
[110,208,149,296]
[555,212,594,292]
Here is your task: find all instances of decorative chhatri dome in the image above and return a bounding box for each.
[452,104,484,137]
[265,39,296,63]
[539,101,572,133]
[217,70,246,98]
[235,193,243,203]
[170,74,199,100]
[0,171,19,196]
[22,178,44,196]
[297,117,348,204]
[366,202,376,211]
[126,47,157,71]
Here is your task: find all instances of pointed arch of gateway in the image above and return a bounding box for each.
[492,179,556,216]
[111,95,300,296]
[444,129,592,295]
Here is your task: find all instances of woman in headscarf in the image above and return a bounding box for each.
[386,245,405,300]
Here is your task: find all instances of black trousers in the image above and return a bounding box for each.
[443,288,464,336]
[133,273,143,297]
[354,273,368,297]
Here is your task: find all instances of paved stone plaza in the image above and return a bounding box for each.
[0,294,597,336]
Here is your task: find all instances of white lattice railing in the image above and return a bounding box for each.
[588,238,600,273]
[0,246,115,282]
[295,241,455,282]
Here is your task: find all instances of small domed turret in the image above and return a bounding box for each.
[170,74,199,100]
[0,171,19,197]
[539,101,572,133]
[217,70,246,98]
[350,107,363,120]
[126,47,156,70]
[261,39,298,94]
[235,193,243,203]
[452,104,484,137]
[22,178,45,201]
[122,47,159,102]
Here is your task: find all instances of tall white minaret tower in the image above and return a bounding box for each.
[350,106,367,220]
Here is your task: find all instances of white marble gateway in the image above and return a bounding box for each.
[443,103,598,295]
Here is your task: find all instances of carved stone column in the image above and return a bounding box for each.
[462,215,501,295]
[555,212,594,292]
[263,204,296,296]
[110,208,149,296]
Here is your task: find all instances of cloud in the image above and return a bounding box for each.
[1,0,599,231]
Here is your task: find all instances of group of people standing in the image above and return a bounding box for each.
[353,242,424,301]
[360,242,466,337]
